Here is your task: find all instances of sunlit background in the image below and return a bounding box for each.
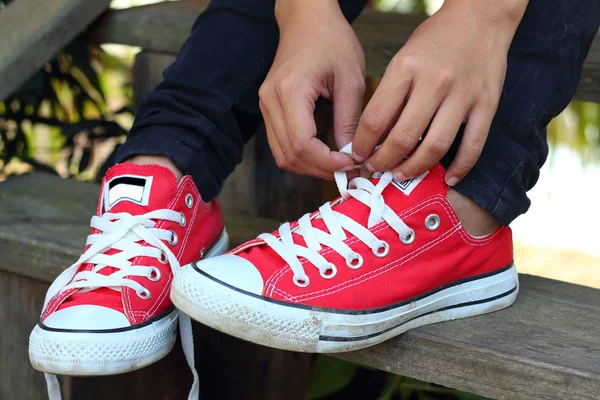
[6,0,600,288]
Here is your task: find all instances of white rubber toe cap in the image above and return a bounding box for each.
[195,254,264,295]
[43,305,131,330]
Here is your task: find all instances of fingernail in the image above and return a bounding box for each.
[365,161,377,172]
[352,152,365,163]
[341,164,355,172]
[393,171,407,182]
[446,176,459,186]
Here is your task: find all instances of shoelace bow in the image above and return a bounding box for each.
[260,170,414,286]
[43,210,199,400]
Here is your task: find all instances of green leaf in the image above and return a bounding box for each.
[307,356,358,399]
[377,374,401,400]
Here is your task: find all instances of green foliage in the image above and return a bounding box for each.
[308,356,492,400]
[0,6,131,179]
[308,356,359,399]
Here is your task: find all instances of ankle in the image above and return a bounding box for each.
[125,155,183,182]
[446,188,501,236]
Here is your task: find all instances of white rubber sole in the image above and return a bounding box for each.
[172,263,518,353]
[29,228,229,376]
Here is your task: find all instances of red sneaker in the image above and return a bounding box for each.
[29,164,227,385]
[172,163,517,353]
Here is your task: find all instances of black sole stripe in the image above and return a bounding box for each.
[38,305,177,334]
[193,261,515,316]
[38,227,228,334]
[318,285,518,342]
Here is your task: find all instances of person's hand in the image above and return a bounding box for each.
[353,0,527,185]
[259,0,365,179]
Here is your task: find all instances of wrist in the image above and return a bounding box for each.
[275,0,340,29]
[442,0,528,38]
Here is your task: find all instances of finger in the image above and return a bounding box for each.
[392,94,467,181]
[263,98,337,179]
[444,104,495,186]
[352,73,412,161]
[281,88,354,174]
[299,137,356,175]
[260,100,289,172]
[332,75,366,149]
[366,82,444,172]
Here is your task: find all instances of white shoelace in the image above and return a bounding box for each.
[259,170,414,286]
[43,210,199,400]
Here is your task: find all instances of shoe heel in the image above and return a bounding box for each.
[206,228,229,258]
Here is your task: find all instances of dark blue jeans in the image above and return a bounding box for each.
[115,0,600,225]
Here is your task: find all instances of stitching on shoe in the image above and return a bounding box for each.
[126,178,197,323]
[272,288,295,301]
[290,226,459,302]
[266,196,455,296]
[145,180,201,319]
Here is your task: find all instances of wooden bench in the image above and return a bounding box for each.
[1,2,599,399]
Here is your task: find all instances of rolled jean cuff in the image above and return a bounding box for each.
[114,127,228,202]
[452,158,533,227]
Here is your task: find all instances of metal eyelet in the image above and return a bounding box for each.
[179,212,186,227]
[137,288,151,299]
[148,267,161,282]
[372,241,390,258]
[159,251,169,264]
[293,275,310,288]
[185,194,194,209]
[168,231,178,246]
[346,253,364,269]
[199,247,205,260]
[320,263,337,279]
[400,229,415,245]
[425,214,440,231]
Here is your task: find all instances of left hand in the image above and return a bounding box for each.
[352,0,527,185]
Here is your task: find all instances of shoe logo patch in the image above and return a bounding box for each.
[373,170,428,196]
[105,175,153,210]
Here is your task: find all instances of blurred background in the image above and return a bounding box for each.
[0,0,598,398]
[2,0,598,287]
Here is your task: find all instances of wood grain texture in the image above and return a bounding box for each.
[0,0,111,101]
[0,270,66,400]
[0,173,598,399]
[92,3,600,103]
[338,275,600,400]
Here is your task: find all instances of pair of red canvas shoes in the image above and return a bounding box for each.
[29,152,517,398]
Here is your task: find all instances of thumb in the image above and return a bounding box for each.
[332,75,365,150]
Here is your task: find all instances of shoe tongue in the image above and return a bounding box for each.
[370,163,448,213]
[329,163,447,221]
[102,163,179,215]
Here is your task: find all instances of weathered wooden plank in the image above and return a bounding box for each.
[338,275,600,400]
[0,270,66,400]
[0,173,599,400]
[92,2,600,103]
[0,0,112,101]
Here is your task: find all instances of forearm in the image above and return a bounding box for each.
[275,0,340,28]
[275,0,367,29]
[442,0,529,43]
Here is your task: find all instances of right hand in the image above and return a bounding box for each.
[259,0,366,179]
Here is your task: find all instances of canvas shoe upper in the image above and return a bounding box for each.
[29,163,228,400]
[172,146,518,353]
